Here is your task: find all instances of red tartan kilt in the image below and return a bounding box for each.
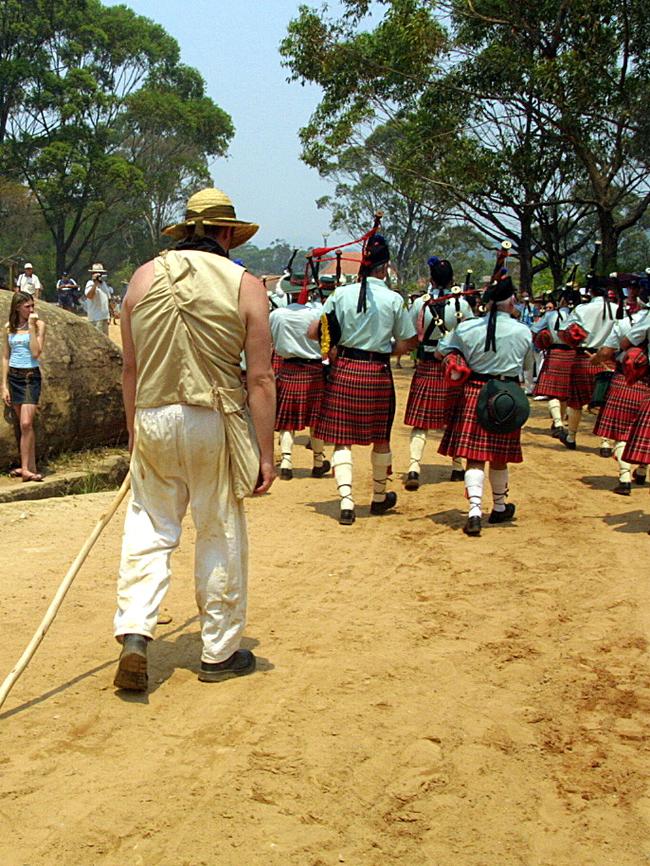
[272,350,284,377]
[404,358,462,429]
[314,356,395,445]
[533,346,576,400]
[567,352,598,409]
[438,379,523,464]
[593,372,650,442]
[622,394,650,464]
[274,361,325,431]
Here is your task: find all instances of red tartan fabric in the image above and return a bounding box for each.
[438,378,523,464]
[274,361,325,431]
[622,393,650,464]
[567,352,598,410]
[593,372,650,442]
[314,356,395,445]
[533,346,576,400]
[272,350,284,377]
[404,358,462,429]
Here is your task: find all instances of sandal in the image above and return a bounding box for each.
[9,469,23,478]
[22,473,44,483]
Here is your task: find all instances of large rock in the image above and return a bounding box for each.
[1,294,127,470]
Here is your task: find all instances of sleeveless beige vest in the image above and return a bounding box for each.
[132,249,245,408]
[131,249,259,498]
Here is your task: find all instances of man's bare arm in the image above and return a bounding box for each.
[239,271,276,495]
[120,261,154,450]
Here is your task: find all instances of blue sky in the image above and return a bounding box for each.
[106,0,347,248]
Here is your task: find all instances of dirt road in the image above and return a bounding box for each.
[1,364,648,866]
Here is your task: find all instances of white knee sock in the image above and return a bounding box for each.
[489,467,509,512]
[601,437,614,450]
[566,408,581,443]
[464,468,484,518]
[371,451,392,503]
[332,448,353,510]
[310,428,326,468]
[408,429,427,473]
[614,441,631,483]
[452,456,464,471]
[548,399,563,428]
[279,430,294,469]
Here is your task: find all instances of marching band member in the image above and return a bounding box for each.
[403,257,474,490]
[531,288,580,437]
[309,234,417,525]
[270,302,330,480]
[436,275,532,537]
[591,281,649,493]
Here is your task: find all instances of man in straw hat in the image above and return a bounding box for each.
[308,234,417,525]
[113,187,276,692]
[84,263,114,335]
[437,276,532,537]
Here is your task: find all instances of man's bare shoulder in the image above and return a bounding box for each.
[124,260,156,309]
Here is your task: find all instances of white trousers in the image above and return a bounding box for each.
[114,404,248,663]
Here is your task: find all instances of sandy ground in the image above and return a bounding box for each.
[1,359,649,866]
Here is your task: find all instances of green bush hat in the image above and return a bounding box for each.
[477,379,530,434]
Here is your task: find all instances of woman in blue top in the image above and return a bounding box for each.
[2,291,47,481]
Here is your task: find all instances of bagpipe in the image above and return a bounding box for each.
[418,240,514,338]
[309,212,384,354]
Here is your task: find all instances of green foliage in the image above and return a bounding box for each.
[282,0,650,285]
[1,0,233,275]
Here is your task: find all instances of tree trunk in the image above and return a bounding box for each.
[518,214,534,294]
[596,207,618,273]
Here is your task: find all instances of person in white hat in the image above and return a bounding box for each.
[15,263,42,300]
[112,187,276,692]
[83,263,114,335]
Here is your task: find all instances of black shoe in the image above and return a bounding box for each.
[613,482,631,496]
[600,447,613,458]
[559,430,576,450]
[488,503,516,524]
[404,471,420,490]
[463,516,481,536]
[450,469,465,482]
[280,468,293,480]
[339,508,356,525]
[633,469,647,486]
[370,491,397,515]
[551,424,564,439]
[198,649,256,683]
[311,460,331,478]
[114,634,149,692]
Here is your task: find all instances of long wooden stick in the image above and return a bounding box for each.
[0,472,131,712]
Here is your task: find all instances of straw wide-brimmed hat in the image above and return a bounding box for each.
[162,187,259,249]
[89,262,107,274]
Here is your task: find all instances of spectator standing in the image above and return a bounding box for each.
[56,271,80,311]
[84,263,113,335]
[15,263,42,300]
[2,291,46,481]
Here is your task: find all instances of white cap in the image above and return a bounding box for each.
[24,262,33,269]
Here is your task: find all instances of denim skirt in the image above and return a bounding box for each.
[8,367,42,405]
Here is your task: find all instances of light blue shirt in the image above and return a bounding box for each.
[619,308,650,348]
[269,304,322,360]
[530,306,570,336]
[410,295,475,356]
[322,277,415,354]
[438,312,533,377]
[563,296,617,348]
[8,331,39,368]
